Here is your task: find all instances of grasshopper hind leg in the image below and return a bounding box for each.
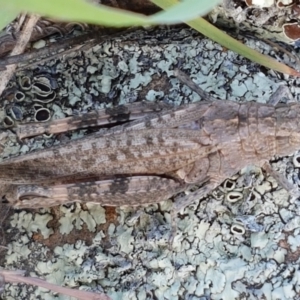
[7,176,182,209]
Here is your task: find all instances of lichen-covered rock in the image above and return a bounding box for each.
[1,26,300,300]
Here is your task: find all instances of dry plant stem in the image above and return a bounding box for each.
[0,28,134,71]
[0,31,99,70]
[18,43,86,71]
[0,14,40,97]
[0,270,111,300]
[14,14,27,32]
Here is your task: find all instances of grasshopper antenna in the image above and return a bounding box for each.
[174,68,219,102]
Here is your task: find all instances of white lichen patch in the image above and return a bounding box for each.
[59,203,106,234]
[5,238,31,265]
[3,26,300,300]
[9,210,53,238]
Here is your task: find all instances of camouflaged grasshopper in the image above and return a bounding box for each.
[0,70,298,210]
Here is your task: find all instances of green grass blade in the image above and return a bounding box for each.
[0,8,19,31]
[150,0,221,23]
[2,0,147,26]
[152,0,300,77]
[0,0,220,27]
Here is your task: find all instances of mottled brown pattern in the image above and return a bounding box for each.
[1,100,300,209]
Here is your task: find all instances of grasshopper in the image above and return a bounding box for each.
[0,70,298,210]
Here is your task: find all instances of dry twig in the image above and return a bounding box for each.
[0,14,40,97]
[0,269,111,300]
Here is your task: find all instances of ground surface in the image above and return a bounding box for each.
[1,3,300,300]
